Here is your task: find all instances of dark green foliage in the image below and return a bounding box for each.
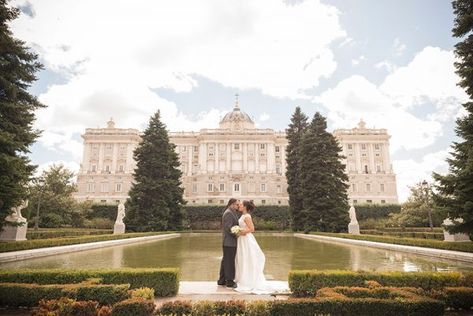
[288,270,471,297]
[433,0,473,234]
[125,111,185,232]
[182,205,290,230]
[0,282,129,307]
[298,112,349,232]
[0,0,45,230]
[360,229,445,240]
[431,287,473,310]
[0,268,179,296]
[286,107,309,231]
[157,300,193,316]
[88,204,119,221]
[111,297,155,316]
[26,228,112,240]
[0,232,169,253]
[355,204,401,220]
[32,297,100,316]
[25,165,79,228]
[311,232,473,253]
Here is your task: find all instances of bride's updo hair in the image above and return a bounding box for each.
[242,200,255,213]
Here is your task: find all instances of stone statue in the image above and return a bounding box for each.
[115,202,125,225]
[348,204,360,235]
[0,200,28,241]
[348,205,358,225]
[113,202,126,234]
[442,218,470,242]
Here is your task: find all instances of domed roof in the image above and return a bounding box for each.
[219,95,255,129]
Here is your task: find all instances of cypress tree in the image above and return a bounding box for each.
[0,1,44,230]
[299,112,349,232]
[125,111,185,231]
[285,107,308,231]
[433,0,473,234]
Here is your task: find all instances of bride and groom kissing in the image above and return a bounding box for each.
[217,198,283,294]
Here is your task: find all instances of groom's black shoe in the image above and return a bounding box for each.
[217,280,226,286]
[226,281,237,288]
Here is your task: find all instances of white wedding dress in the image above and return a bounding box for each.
[234,214,288,294]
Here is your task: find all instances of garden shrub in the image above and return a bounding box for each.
[111,297,155,316]
[129,287,155,300]
[0,282,129,307]
[288,270,471,297]
[0,268,179,297]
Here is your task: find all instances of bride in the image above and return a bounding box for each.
[234,200,287,294]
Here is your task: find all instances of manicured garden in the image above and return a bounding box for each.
[0,268,472,315]
[310,232,473,253]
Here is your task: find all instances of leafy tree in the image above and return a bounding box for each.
[285,107,308,231]
[25,164,79,228]
[389,182,444,228]
[433,0,473,234]
[0,0,45,230]
[298,112,349,232]
[125,111,185,231]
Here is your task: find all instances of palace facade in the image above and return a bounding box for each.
[74,100,398,205]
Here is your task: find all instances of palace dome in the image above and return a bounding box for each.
[219,96,255,129]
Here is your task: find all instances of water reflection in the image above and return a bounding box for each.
[0,233,471,280]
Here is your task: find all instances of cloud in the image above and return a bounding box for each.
[393,150,450,202]
[351,55,366,66]
[11,0,346,99]
[35,160,81,180]
[259,113,270,122]
[316,46,467,152]
[393,38,406,56]
[374,60,396,73]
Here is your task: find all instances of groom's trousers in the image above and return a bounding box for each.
[219,246,237,283]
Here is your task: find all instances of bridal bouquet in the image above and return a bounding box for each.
[231,225,242,235]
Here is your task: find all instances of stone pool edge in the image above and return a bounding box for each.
[295,233,473,264]
[0,233,181,263]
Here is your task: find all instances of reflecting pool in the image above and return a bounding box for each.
[1,233,472,280]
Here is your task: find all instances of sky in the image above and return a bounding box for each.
[8,0,467,202]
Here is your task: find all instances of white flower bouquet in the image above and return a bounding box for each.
[231,225,242,235]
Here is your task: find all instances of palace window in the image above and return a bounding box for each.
[194,146,198,152]
[207,183,214,192]
[348,144,353,150]
[101,183,109,193]
[182,146,186,152]
[353,200,358,204]
[87,183,95,193]
[374,144,380,150]
[116,183,122,192]
[234,144,240,150]
[261,200,266,205]
[275,146,280,153]
[376,165,382,173]
[277,185,282,193]
[91,165,97,172]
[220,200,225,204]
[234,183,240,192]
[361,144,367,150]
[260,144,266,150]
[364,165,369,173]
[208,199,213,204]
[381,200,386,204]
[366,200,373,204]
[119,165,124,172]
[192,184,197,193]
[261,183,267,192]
[362,153,367,157]
[352,183,356,192]
[278,200,282,205]
[380,183,385,192]
[366,183,371,192]
[219,183,225,192]
[276,165,281,175]
[105,165,110,173]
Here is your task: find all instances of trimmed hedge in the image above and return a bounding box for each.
[32,297,102,316]
[289,270,473,297]
[0,282,129,307]
[355,204,402,220]
[183,205,290,231]
[0,231,171,253]
[0,268,179,297]
[430,287,473,310]
[311,232,473,253]
[111,297,155,316]
[26,228,112,240]
[360,230,445,240]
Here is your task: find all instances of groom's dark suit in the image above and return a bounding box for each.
[218,207,240,286]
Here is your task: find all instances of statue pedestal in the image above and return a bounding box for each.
[348,223,360,235]
[443,218,471,242]
[0,221,27,241]
[113,223,125,235]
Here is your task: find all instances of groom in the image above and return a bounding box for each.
[217,198,240,288]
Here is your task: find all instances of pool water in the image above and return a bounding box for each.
[1,233,472,280]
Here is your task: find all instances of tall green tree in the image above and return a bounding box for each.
[25,164,79,228]
[433,0,473,234]
[125,111,185,231]
[285,107,308,231]
[0,0,44,230]
[299,112,349,232]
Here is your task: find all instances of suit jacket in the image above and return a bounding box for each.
[222,208,240,247]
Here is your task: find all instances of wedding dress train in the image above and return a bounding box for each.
[234,214,288,294]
